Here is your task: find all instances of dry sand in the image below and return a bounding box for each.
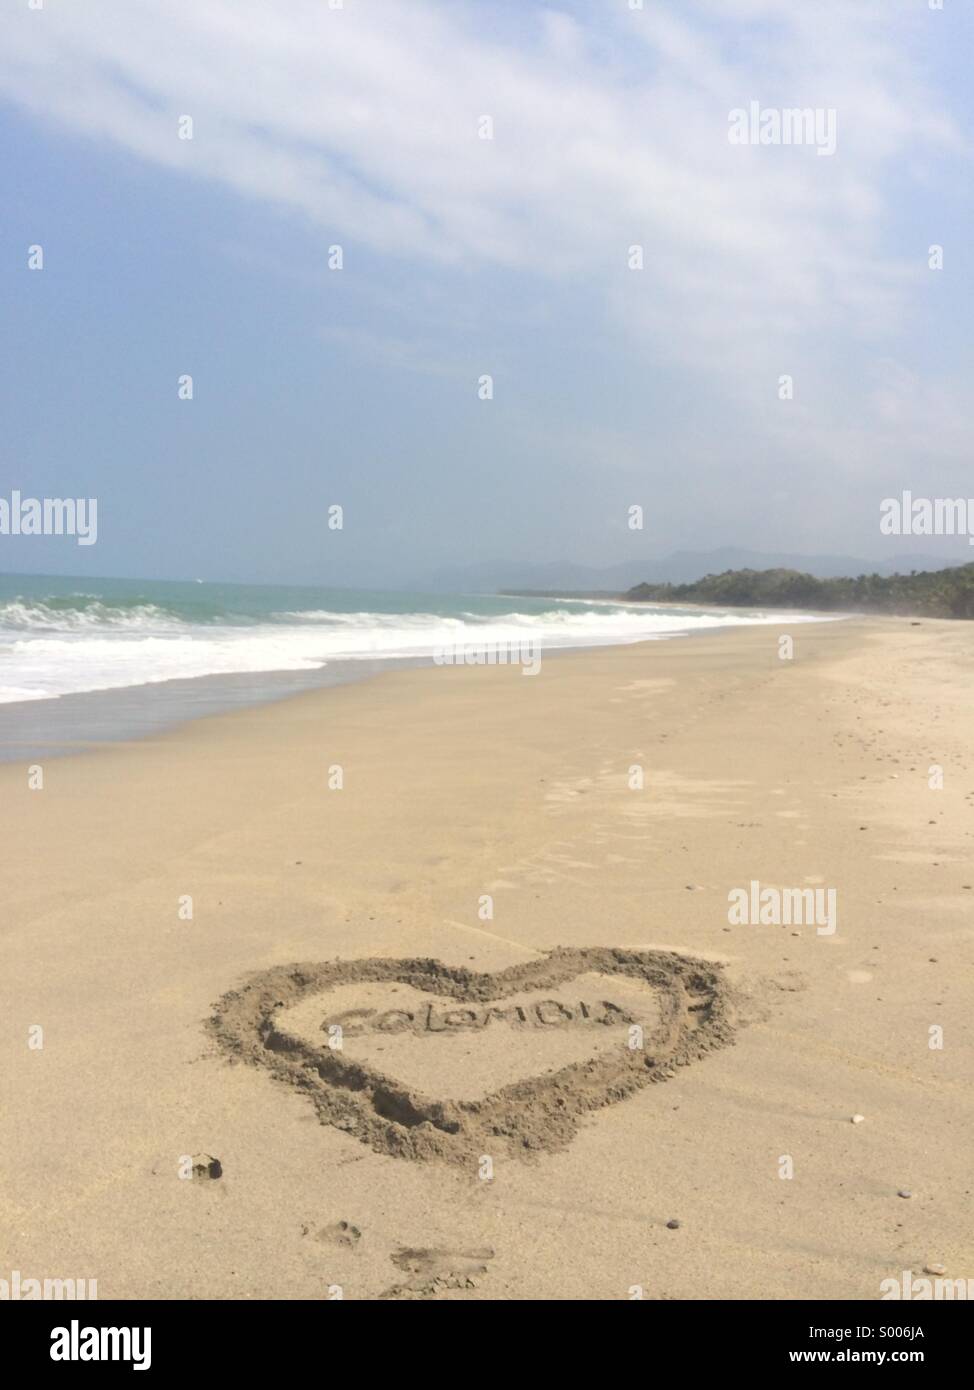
[1,617,972,1300]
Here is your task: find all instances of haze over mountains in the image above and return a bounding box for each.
[420,549,961,596]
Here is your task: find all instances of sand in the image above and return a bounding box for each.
[1,616,972,1300]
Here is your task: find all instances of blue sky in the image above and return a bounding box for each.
[2,0,973,586]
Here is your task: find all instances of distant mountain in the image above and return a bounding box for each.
[419,549,959,595]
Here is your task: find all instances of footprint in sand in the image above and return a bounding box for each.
[307,1220,362,1248]
[380,1246,494,1299]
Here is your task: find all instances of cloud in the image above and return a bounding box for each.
[2,3,956,268]
[3,0,970,554]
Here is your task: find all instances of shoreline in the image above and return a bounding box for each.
[0,654,430,764]
[0,605,828,763]
[2,616,971,1299]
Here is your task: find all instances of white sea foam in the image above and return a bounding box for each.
[0,601,825,704]
[0,599,183,631]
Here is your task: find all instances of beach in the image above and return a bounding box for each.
[1,615,971,1301]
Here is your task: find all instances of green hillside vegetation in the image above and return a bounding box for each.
[623,564,974,619]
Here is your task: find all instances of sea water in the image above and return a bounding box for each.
[0,573,817,759]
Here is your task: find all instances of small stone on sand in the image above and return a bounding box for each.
[191,1153,222,1181]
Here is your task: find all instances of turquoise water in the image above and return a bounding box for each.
[0,572,810,758]
[0,572,597,629]
[0,571,799,706]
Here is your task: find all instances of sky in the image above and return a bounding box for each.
[1,0,973,588]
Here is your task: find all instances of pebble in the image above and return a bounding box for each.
[924,1263,946,1276]
[851,1114,865,1124]
[666,1219,681,1230]
[897,1189,912,1199]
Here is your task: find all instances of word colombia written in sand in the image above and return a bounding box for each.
[209,947,739,1166]
[326,994,636,1038]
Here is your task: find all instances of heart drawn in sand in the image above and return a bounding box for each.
[210,947,735,1165]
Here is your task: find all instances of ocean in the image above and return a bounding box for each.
[0,573,810,759]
